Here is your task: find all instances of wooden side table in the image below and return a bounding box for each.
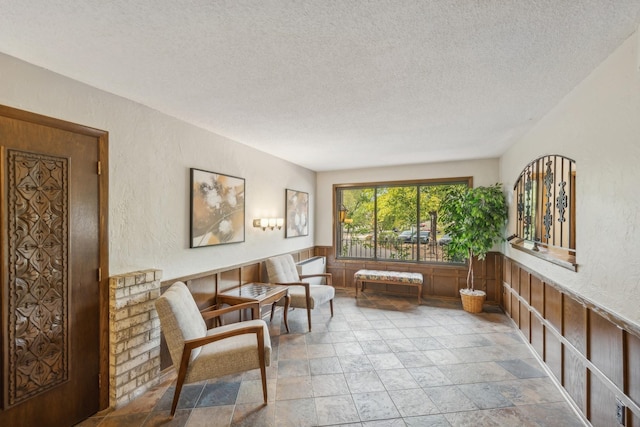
[217,282,290,333]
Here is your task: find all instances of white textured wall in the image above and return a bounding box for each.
[0,53,315,280]
[500,32,640,325]
[316,158,500,246]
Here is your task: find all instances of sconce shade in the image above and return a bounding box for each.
[253,217,284,231]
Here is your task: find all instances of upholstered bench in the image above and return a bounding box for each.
[353,269,424,303]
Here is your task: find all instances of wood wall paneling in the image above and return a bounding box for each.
[503,256,640,426]
[433,275,460,298]
[519,302,531,341]
[241,263,261,284]
[331,268,349,288]
[511,261,520,293]
[511,293,520,327]
[544,283,562,333]
[530,315,544,359]
[187,275,217,309]
[218,269,240,293]
[519,269,530,304]
[503,257,511,285]
[530,275,543,315]
[564,297,587,357]
[588,371,618,427]
[564,346,587,415]
[502,285,511,316]
[588,310,624,390]
[544,328,562,382]
[628,332,640,414]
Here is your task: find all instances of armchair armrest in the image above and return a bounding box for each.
[274,281,310,289]
[183,323,265,353]
[200,301,260,321]
[299,272,333,286]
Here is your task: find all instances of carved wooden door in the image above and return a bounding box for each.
[0,106,108,427]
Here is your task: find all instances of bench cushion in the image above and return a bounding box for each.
[354,269,423,284]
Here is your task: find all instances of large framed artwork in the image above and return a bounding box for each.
[285,188,309,238]
[190,168,245,248]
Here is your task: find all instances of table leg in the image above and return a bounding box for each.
[252,304,260,321]
[283,294,290,333]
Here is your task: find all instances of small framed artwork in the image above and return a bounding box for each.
[190,168,245,248]
[285,188,309,238]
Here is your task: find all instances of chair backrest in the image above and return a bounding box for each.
[155,281,207,370]
[265,254,300,283]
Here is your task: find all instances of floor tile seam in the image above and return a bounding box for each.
[436,378,540,394]
[350,390,404,423]
[509,398,569,409]
[382,384,423,393]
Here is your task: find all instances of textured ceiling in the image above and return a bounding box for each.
[1,1,639,171]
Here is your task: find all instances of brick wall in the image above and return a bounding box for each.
[108,269,162,408]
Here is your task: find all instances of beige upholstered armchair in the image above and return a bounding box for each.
[155,281,272,416]
[265,254,334,331]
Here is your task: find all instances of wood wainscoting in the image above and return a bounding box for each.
[315,246,503,304]
[503,256,640,427]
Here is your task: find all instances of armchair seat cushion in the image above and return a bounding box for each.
[186,319,272,383]
[278,284,335,309]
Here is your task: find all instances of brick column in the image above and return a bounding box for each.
[108,269,162,408]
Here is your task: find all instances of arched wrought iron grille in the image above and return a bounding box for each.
[513,155,576,258]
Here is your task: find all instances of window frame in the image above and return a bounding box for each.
[333,176,472,264]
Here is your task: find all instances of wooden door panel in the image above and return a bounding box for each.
[0,109,106,427]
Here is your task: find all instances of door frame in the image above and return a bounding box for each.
[0,105,110,410]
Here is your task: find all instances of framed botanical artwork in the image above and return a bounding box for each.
[190,168,245,248]
[285,188,309,238]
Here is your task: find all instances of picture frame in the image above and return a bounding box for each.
[190,168,245,248]
[285,188,309,238]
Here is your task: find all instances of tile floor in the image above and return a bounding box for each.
[78,289,587,426]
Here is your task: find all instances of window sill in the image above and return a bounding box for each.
[510,240,577,272]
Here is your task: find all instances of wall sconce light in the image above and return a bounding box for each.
[253,217,284,231]
[338,205,348,223]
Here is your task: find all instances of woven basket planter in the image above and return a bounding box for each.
[460,289,486,313]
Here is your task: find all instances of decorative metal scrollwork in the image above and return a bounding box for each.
[543,161,554,239]
[556,181,568,223]
[517,193,524,221]
[512,154,575,252]
[524,170,533,239]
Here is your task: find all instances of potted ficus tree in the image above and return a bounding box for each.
[439,183,508,313]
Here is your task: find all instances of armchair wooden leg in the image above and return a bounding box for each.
[305,287,312,332]
[330,299,334,317]
[270,302,277,322]
[257,328,268,404]
[171,366,189,416]
[171,345,194,416]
